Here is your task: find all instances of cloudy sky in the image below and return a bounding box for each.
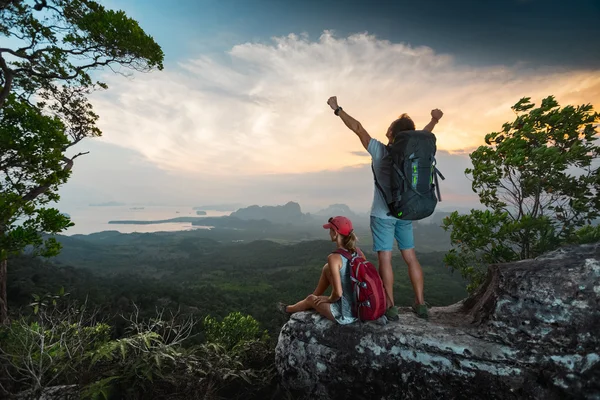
[59,0,600,213]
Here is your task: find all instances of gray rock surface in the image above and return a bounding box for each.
[15,385,78,400]
[275,243,600,400]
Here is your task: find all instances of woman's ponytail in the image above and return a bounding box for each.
[341,230,358,252]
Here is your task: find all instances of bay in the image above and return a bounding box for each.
[59,205,232,235]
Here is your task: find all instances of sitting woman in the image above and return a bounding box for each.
[278,216,361,324]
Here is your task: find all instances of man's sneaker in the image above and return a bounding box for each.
[412,303,429,319]
[384,306,399,321]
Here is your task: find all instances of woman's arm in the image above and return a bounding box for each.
[326,253,344,303]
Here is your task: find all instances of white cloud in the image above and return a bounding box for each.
[89,31,600,178]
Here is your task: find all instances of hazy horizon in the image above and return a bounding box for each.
[61,199,481,215]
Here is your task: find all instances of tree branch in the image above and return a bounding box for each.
[506,168,524,219]
[0,47,34,60]
[15,58,114,81]
[20,154,85,202]
[14,53,145,83]
[0,54,14,108]
[25,43,103,62]
[71,151,89,160]
[498,179,520,219]
[62,136,86,151]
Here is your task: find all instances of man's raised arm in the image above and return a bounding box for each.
[423,108,444,132]
[327,96,371,150]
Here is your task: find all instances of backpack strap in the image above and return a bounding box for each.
[394,162,428,198]
[332,248,354,261]
[371,163,389,204]
[355,246,365,259]
[434,167,442,202]
[372,163,395,218]
[431,156,445,202]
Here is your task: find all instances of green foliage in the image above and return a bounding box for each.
[0,291,111,396]
[0,94,74,260]
[85,331,274,400]
[86,329,169,397]
[0,0,164,322]
[0,291,277,399]
[471,96,600,237]
[204,311,269,351]
[442,209,562,291]
[569,224,600,245]
[443,96,600,292]
[80,376,119,400]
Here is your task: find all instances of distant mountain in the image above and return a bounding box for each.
[193,203,244,211]
[314,204,359,219]
[230,201,312,224]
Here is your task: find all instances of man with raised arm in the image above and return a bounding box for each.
[327,96,443,320]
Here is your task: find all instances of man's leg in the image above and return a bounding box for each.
[370,216,396,310]
[377,251,394,308]
[396,221,427,318]
[400,248,425,305]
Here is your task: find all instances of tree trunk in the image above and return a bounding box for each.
[0,258,7,325]
[0,54,14,109]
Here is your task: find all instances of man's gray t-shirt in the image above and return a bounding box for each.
[367,138,396,220]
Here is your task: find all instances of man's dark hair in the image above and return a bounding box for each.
[390,113,415,137]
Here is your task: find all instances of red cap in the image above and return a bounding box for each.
[323,216,354,236]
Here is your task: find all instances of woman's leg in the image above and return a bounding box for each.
[286,263,336,321]
[313,298,336,321]
[286,295,313,313]
[286,294,335,321]
[286,263,331,313]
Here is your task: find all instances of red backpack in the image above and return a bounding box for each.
[333,248,387,322]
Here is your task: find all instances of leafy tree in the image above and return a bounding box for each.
[0,0,164,323]
[443,96,600,292]
[0,94,74,324]
[0,0,163,106]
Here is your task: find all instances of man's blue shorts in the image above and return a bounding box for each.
[370,216,415,252]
